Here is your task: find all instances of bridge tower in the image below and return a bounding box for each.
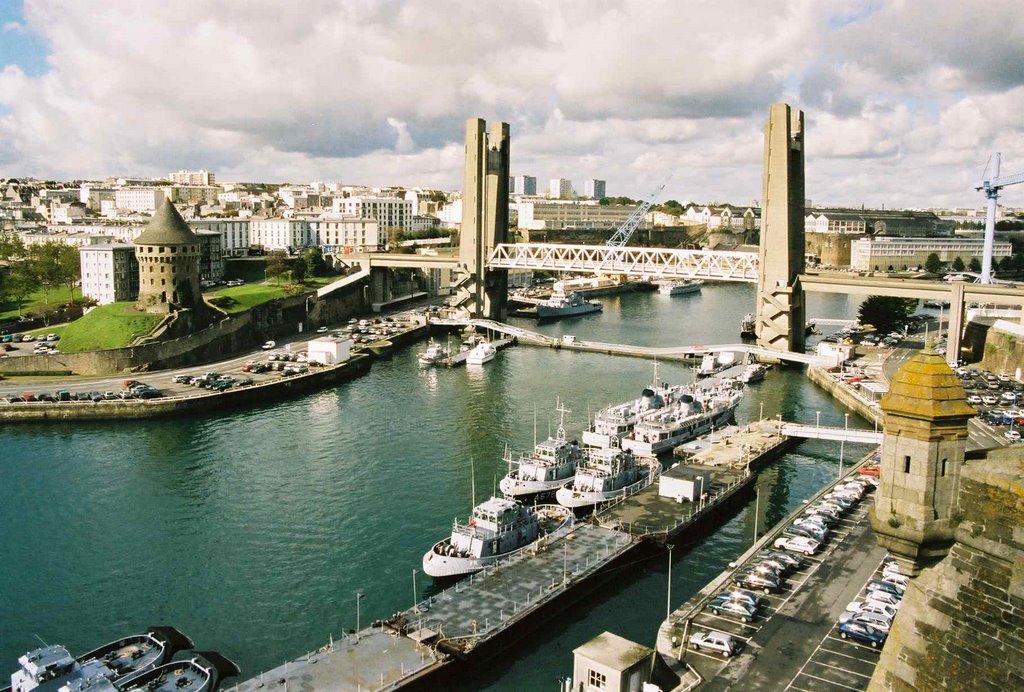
[457,117,510,319]
[756,103,806,353]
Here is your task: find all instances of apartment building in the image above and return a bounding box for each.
[333,196,412,231]
[79,243,139,304]
[309,217,381,252]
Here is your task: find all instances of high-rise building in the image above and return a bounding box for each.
[583,179,606,199]
[79,244,139,305]
[549,178,573,200]
[511,175,537,195]
[168,170,216,186]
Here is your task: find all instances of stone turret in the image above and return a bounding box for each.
[869,348,974,576]
[133,200,201,313]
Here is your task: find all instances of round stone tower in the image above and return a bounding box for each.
[133,200,201,312]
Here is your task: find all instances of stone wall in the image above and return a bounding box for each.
[978,321,1024,376]
[869,449,1024,691]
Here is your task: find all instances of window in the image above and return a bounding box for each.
[904,455,911,474]
[941,458,947,477]
[588,669,607,690]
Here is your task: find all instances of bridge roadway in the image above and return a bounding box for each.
[431,318,826,366]
[780,423,883,444]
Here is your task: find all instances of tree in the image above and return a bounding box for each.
[858,296,918,334]
[924,252,942,274]
[56,244,81,302]
[968,257,982,273]
[0,231,25,262]
[28,242,63,306]
[4,262,36,316]
[290,257,307,283]
[264,251,289,284]
[951,256,966,272]
[302,247,328,277]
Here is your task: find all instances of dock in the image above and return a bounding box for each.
[231,421,803,691]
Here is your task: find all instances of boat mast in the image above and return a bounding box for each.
[555,398,571,441]
[471,457,476,512]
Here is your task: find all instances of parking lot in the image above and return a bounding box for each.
[672,465,888,690]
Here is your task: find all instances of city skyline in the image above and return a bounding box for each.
[1,1,1023,210]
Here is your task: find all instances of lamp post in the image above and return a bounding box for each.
[815,410,821,434]
[666,544,674,620]
[355,591,365,641]
[412,569,418,612]
[839,413,849,478]
[753,486,760,542]
[759,401,764,422]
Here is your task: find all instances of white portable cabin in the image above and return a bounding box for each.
[572,631,655,692]
[306,336,352,365]
[659,464,712,503]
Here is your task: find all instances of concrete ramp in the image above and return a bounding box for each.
[316,267,370,298]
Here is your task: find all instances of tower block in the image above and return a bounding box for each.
[869,349,975,576]
[457,118,510,320]
[756,103,806,353]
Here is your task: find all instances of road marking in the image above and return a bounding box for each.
[792,672,864,691]
[699,612,761,630]
[818,646,881,666]
[825,635,883,653]
[807,660,873,679]
[685,649,733,662]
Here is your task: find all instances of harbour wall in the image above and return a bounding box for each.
[807,366,882,427]
[0,355,371,422]
[0,279,368,377]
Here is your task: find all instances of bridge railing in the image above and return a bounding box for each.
[487,243,759,282]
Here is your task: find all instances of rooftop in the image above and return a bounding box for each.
[573,631,653,672]
[880,349,975,422]
[132,200,199,246]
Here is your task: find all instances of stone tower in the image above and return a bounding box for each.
[756,103,806,353]
[869,348,974,576]
[133,200,201,313]
[457,117,510,320]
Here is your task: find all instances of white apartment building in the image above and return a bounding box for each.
[517,200,646,231]
[850,237,1013,272]
[22,232,115,247]
[189,218,251,257]
[249,218,313,252]
[583,179,606,199]
[309,217,380,252]
[511,175,537,196]
[333,196,412,230]
[79,243,139,305]
[168,170,216,186]
[549,178,573,199]
[168,185,219,205]
[114,188,166,213]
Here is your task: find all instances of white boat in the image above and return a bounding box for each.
[622,384,743,456]
[738,364,766,384]
[465,341,496,365]
[536,291,602,319]
[740,313,756,339]
[582,366,691,448]
[422,497,574,579]
[499,402,584,499]
[417,339,450,366]
[555,447,659,510]
[656,279,703,296]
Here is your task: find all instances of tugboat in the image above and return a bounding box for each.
[110,652,240,692]
[499,402,584,500]
[740,313,756,340]
[555,445,659,510]
[6,627,193,692]
[655,279,703,296]
[536,291,602,320]
[622,384,743,456]
[422,497,574,579]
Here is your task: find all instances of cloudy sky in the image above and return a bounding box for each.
[1,0,1022,209]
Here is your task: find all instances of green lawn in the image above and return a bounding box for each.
[205,282,290,314]
[58,303,164,352]
[0,286,82,321]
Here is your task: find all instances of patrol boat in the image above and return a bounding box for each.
[555,445,660,510]
[5,627,193,692]
[581,365,690,448]
[422,497,574,579]
[499,402,584,500]
[622,384,743,456]
[536,291,602,320]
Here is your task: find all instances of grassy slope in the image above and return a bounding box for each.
[205,282,290,314]
[0,286,83,321]
[58,303,163,352]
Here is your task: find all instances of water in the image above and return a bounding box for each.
[0,284,872,689]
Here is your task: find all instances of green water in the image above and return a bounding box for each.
[0,284,872,689]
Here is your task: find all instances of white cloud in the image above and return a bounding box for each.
[0,0,1021,209]
[3,21,25,33]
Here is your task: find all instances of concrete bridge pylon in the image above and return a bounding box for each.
[756,103,807,355]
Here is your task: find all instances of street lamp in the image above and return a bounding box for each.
[412,569,418,612]
[666,544,674,620]
[355,591,365,641]
[816,410,821,431]
[839,413,849,478]
[759,401,764,422]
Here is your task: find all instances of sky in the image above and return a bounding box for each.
[0,0,1022,210]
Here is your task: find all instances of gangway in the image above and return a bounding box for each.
[781,423,883,444]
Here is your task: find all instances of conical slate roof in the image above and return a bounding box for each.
[880,348,975,422]
[133,199,199,246]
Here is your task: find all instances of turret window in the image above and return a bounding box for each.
[941,458,947,477]
[904,455,911,473]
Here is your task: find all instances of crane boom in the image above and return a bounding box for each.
[605,183,666,247]
[975,153,1023,283]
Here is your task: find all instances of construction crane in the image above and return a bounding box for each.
[605,182,667,247]
[976,153,1024,283]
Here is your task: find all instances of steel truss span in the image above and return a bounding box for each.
[487,243,759,282]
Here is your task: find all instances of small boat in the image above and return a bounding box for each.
[465,341,496,365]
[738,364,766,384]
[740,313,756,340]
[656,279,703,296]
[499,402,584,499]
[622,385,743,456]
[536,291,602,320]
[6,627,193,692]
[422,497,574,579]
[555,446,659,510]
[417,339,451,366]
[110,652,240,692]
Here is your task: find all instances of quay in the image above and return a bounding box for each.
[230,422,806,690]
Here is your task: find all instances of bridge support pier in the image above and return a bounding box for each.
[756,103,806,355]
[946,282,965,367]
[369,266,393,306]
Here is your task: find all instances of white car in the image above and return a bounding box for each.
[774,535,820,555]
[688,630,741,658]
[1006,430,1021,441]
[261,340,276,350]
[316,326,329,334]
[967,395,982,405]
[846,600,899,621]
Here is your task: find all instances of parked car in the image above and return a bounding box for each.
[839,609,894,633]
[761,551,806,570]
[845,600,899,622]
[707,598,758,623]
[837,620,887,648]
[172,374,193,384]
[262,340,276,350]
[711,589,764,609]
[863,589,902,607]
[689,631,741,658]
[784,524,827,543]
[733,569,782,594]
[867,579,905,598]
[774,535,820,555]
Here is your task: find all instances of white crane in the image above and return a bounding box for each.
[976,153,1024,283]
[605,182,667,247]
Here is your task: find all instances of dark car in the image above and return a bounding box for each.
[37,393,55,402]
[707,597,758,623]
[761,551,806,570]
[711,589,764,609]
[837,620,887,648]
[733,569,782,594]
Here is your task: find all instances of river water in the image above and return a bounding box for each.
[0,283,873,689]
